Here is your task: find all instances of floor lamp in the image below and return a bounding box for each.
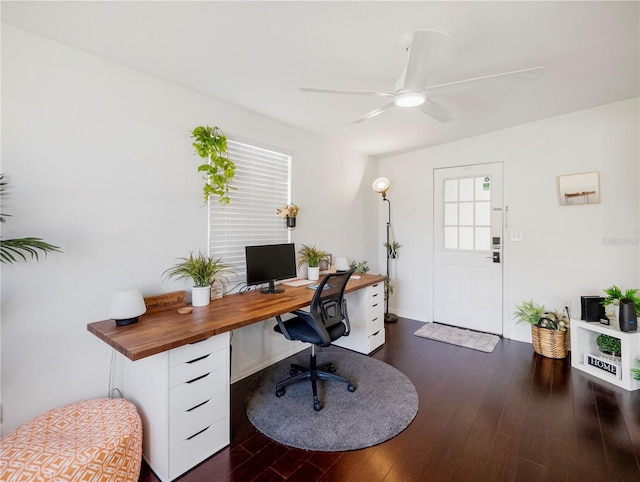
[372,177,398,323]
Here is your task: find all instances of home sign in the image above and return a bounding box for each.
[584,353,622,379]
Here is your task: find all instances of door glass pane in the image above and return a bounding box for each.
[444,179,458,202]
[459,202,474,225]
[475,177,491,201]
[444,227,458,249]
[459,227,474,250]
[475,227,490,251]
[459,178,474,201]
[475,201,491,226]
[444,203,458,225]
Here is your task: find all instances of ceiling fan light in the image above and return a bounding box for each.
[394,92,426,107]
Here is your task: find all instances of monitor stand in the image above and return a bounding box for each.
[260,280,284,294]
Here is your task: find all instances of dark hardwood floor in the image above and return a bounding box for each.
[140,318,640,482]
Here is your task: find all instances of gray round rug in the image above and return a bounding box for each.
[245,350,419,451]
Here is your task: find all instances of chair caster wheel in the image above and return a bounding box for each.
[276,389,285,397]
[290,368,298,376]
[347,384,355,392]
[313,403,321,411]
[328,365,336,373]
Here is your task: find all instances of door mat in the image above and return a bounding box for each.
[414,322,500,353]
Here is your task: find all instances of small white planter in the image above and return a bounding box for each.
[192,286,211,307]
[307,266,320,281]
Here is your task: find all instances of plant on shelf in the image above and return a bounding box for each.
[0,174,61,263]
[163,251,235,306]
[191,126,236,205]
[513,300,568,332]
[596,334,621,357]
[632,358,640,381]
[384,241,401,259]
[601,285,640,314]
[349,260,370,274]
[384,277,394,301]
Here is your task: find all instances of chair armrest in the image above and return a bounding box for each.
[341,299,351,336]
[275,314,293,340]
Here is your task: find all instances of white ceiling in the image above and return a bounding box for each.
[2,1,639,158]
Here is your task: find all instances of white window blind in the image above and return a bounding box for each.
[209,140,291,285]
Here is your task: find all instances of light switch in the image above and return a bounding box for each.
[511,232,523,242]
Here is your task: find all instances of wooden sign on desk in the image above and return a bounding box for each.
[144,291,186,315]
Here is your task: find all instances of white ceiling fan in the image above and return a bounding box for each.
[300,29,544,124]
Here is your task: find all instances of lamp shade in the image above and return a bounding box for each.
[109,289,147,326]
[372,177,391,197]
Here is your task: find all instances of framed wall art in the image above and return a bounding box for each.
[558,171,600,206]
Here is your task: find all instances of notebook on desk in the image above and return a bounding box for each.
[282,279,315,287]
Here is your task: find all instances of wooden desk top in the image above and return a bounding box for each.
[87,273,385,361]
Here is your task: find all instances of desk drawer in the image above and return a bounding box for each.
[368,328,385,352]
[169,366,227,417]
[368,283,383,304]
[170,349,226,388]
[169,416,229,480]
[170,395,227,446]
[170,334,228,367]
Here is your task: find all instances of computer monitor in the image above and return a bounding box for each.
[245,243,297,294]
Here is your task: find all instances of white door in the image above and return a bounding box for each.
[433,163,503,335]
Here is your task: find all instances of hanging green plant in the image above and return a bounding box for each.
[191,126,236,204]
[0,174,61,263]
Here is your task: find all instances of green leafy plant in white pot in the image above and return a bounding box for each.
[296,244,329,281]
[163,251,235,307]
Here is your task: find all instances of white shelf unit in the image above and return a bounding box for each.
[333,281,385,354]
[570,319,640,391]
[121,332,230,481]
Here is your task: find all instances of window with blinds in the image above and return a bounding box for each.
[208,140,292,286]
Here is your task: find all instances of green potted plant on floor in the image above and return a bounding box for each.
[163,251,235,307]
[297,244,329,281]
[191,126,236,205]
[514,300,569,359]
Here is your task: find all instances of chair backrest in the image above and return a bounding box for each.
[309,269,354,333]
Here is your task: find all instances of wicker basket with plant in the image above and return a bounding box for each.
[514,300,570,359]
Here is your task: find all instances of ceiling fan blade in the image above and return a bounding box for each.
[402,29,450,91]
[416,98,457,124]
[351,101,397,124]
[300,87,395,97]
[424,67,544,98]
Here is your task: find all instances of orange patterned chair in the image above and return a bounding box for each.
[0,398,142,481]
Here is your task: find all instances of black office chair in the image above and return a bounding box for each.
[273,269,356,411]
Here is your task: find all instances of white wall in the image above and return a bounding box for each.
[0,25,379,433]
[381,98,639,342]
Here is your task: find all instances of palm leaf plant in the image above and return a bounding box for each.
[0,174,61,263]
[163,251,235,287]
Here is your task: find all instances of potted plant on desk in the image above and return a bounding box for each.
[514,300,569,359]
[163,251,235,307]
[297,244,329,281]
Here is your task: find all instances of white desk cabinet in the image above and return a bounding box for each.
[333,281,385,354]
[570,319,640,391]
[121,332,230,481]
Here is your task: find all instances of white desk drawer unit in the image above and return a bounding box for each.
[333,281,385,354]
[122,332,230,481]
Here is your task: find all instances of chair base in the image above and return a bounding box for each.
[275,349,355,411]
